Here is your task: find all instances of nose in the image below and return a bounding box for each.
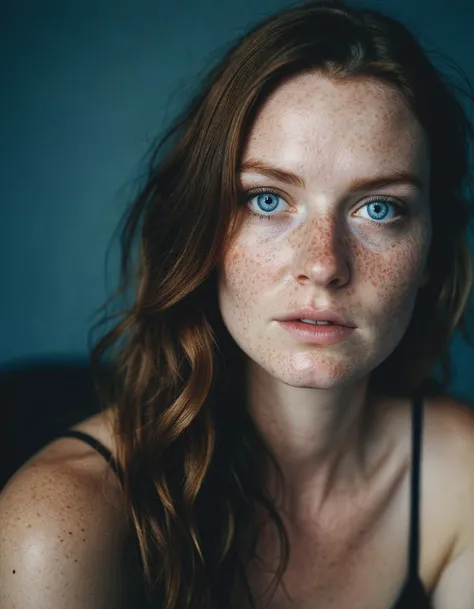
[292,215,351,288]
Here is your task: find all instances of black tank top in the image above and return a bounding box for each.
[58,390,431,608]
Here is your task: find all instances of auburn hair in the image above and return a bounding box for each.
[89,1,474,607]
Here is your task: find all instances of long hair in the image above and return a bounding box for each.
[88,1,474,607]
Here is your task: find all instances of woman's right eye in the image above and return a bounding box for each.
[245,189,290,217]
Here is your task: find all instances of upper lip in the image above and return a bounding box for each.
[276,306,356,328]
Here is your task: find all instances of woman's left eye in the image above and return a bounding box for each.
[355,197,407,225]
[243,189,408,227]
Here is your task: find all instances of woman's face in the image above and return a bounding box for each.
[218,73,432,389]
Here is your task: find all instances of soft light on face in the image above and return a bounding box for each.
[218,73,432,389]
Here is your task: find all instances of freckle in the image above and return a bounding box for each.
[68,531,73,535]
[74,559,78,562]
[60,539,64,542]
[27,524,32,528]
[12,570,15,574]
[37,513,41,517]
[66,505,71,508]
[83,538,86,542]
[81,528,85,532]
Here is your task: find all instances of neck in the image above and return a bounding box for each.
[245,362,382,521]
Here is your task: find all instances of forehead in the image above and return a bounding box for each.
[241,73,429,180]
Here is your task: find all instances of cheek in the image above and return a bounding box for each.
[221,238,281,304]
[360,245,416,287]
[357,237,426,321]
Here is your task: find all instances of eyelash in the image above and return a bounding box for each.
[240,187,410,228]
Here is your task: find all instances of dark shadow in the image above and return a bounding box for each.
[1,356,110,490]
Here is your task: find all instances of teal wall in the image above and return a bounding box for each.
[1,0,473,399]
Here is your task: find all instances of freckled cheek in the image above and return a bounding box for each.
[359,241,426,318]
[223,240,282,300]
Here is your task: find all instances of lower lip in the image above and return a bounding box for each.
[277,321,356,345]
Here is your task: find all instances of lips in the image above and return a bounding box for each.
[277,306,355,328]
[277,319,356,345]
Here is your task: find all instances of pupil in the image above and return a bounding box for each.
[369,201,388,219]
[258,193,278,211]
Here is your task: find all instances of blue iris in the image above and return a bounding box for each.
[367,201,389,220]
[256,193,280,212]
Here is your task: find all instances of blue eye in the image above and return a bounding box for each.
[245,190,288,216]
[256,193,278,212]
[355,197,409,226]
[363,200,393,221]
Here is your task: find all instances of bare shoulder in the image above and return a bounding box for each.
[430,391,474,516]
[417,392,474,531]
[0,409,139,609]
[426,390,474,430]
[386,390,474,473]
[419,393,474,605]
[423,392,474,485]
[377,391,474,589]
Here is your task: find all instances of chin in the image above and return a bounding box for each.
[254,351,361,389]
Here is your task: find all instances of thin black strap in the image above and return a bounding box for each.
[408,389,424,579]
[60,430,124,487]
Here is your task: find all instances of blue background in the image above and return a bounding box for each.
[1,0,473,399]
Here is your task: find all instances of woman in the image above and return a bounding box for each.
[1,1,474,607]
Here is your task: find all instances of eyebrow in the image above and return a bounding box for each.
[239,159,425,192]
